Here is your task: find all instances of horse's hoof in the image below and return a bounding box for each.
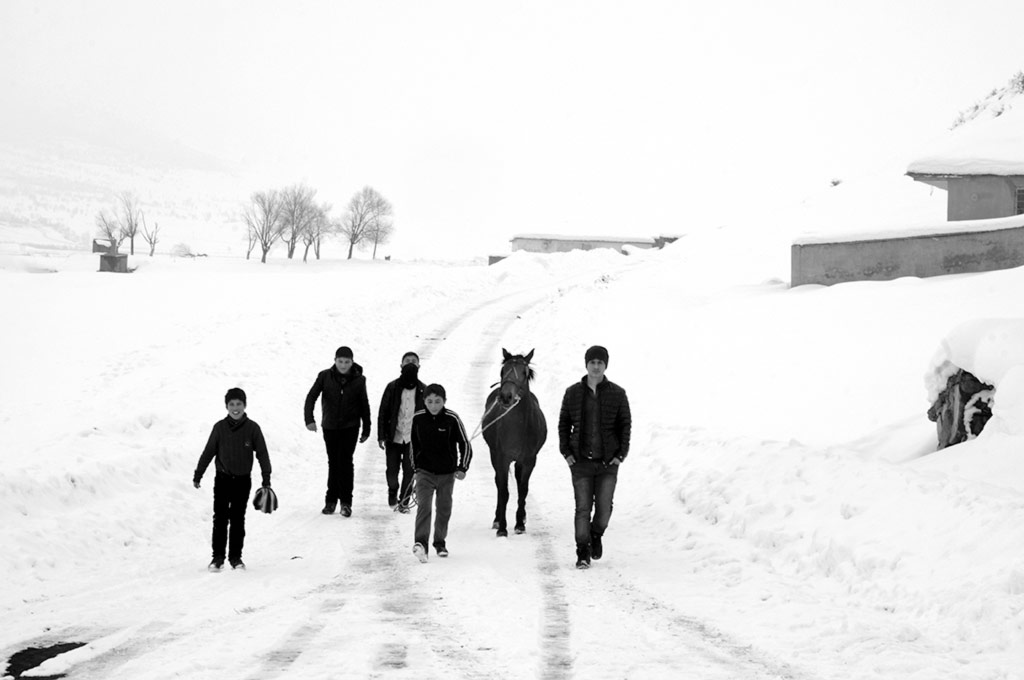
[491,521,500,530]
[514,526,525,535]
[496,529,508,538]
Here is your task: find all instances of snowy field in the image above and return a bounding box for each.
[2,232,1023,680]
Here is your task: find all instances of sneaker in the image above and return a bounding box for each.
[322,503,336,515]
[435,545,449,558]
[575,545,591,569]
[340,504,352,518]
[413,543,428,563]
[208,558,225,572]
[230,559,246,570]
[590,533,603,560]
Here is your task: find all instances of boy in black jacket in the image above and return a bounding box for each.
[304,346,372,517]
[410,384,472,562]
[194,387,272,571]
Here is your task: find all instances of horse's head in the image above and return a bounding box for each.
[499,348,535,406]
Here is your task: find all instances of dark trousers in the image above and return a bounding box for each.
[324,427,359,506]
[570,460,618,547]
[212,472,252,561]
[384,441,413,504]
[413,471,455,549]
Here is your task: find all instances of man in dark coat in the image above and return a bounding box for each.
[377,351,426,511]
[304,346,371,516]
[558,345,631,569]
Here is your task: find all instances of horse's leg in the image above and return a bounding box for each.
[493,458,510,537]
[513,459,535,534]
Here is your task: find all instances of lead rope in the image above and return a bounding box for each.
[395,396,522,513]
[469,395,521,441]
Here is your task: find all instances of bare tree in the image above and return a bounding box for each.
[140,213,160,256]
[302,202,331,262]
[367,218,394,259]
[340,186,392,260]
[119,192,142,255]
[279,183,318,259]
[245,222,258,260]
[95,209,125,252]
[242,189,284,264]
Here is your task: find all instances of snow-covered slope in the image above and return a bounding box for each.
[908,72,1024,176]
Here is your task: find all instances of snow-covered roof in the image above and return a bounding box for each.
[907,74,1024,177]
[793,212,1024,245]
[511,233,656,244]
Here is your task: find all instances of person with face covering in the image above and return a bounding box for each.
[377,351,426,511]
[304,346,372,517]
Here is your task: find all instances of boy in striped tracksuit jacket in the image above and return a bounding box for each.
[409,383,472,562]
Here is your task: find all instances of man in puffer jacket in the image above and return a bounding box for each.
[558,345,631,569]
[304,346,372,517]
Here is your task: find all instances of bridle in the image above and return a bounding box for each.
[498,358,530,394]
[472,358,530,440]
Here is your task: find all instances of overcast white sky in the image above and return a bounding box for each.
[2,0,1023,258]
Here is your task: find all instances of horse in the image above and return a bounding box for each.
[482,348,548,537]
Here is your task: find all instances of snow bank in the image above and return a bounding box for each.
[925,318,1024,402]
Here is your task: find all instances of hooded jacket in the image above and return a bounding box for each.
[194,414,272,486]
[558,375,631,463]
[304,362,372,436]
[377,377,427,443]
[410,407,473,475]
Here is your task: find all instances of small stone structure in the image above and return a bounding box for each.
[99,253,129,273]
[926,368,994,449]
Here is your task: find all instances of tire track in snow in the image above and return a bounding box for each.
[299,285,565,679]
[599,574,815,680]
[444,287,574,680]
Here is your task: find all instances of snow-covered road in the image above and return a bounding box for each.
[2,253,801,680]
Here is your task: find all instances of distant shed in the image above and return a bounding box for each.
[510,234,657,254]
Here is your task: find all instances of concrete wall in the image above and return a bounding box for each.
[948,176,1024,221]
[791,226,1024,286]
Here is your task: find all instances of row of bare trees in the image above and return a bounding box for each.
[242,184,393,263]
[92,185,392,262]
[94,192,160,256]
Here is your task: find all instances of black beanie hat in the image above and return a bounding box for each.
[335,346,354,359]
[584,345,609,365]
[225,387,247,405]
[424,383,447,400]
